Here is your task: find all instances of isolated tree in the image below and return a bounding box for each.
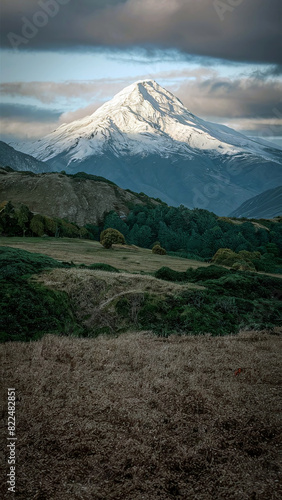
[212,248,238,266]
[152,244,166,255]
[100,228,126,249]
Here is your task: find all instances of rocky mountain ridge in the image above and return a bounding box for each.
[0,168,160,227]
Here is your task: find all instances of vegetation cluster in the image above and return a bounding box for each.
[0,246,81,342]
[136,265,282,336]
[0,201,88,239]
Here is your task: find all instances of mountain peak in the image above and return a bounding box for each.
[96,79,184,113]
[133,79,157,86]
[9,80,282,215]
[15,79,282,185]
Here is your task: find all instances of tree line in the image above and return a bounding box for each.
[1,200,281,273]
[95,205,282,271]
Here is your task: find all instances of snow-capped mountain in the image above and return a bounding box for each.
[16,80,282,215]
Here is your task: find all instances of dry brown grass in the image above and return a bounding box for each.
[1,331,281,499]
[0,237,209,273]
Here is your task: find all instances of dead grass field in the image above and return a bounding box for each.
[1,331,281,500]
[0,237,209,273]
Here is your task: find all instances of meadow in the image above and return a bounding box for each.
[0,236,209,273]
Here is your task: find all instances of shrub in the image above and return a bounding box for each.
[238,250,261,261]
[212,248,261,271]
[191,265,231,282]
[0,247,82,342]
[212,248,238,266]
[88,263,119,273]
[0,278,83,342]
[152,245,166,255]
[155,267,188,282]
[0,246,70,278]
[155,265,230,283]
[100,228,126,249]
[232,261,256,272]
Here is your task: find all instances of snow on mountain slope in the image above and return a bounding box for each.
[18,80,278,164]
[14,80,282,215]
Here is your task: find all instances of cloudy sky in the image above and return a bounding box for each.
[0,0,281,146]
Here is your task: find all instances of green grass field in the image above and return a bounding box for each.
[0,236,210,273]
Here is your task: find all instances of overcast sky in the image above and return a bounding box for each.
[0,0,281,146]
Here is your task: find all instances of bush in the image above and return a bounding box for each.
[238,250,261,261]
[0,246,70,278]
[232,261,256,272]
[100,228,126,249]
[0,278,83,342]
[87,263,119,273]
[190,265,231,282]
[212,248,238,266]
[212,248,262,271]
[0,247,82,342]
[139,268,282,336]
[155,267,188,282]
[155,265,230,283]
[152,245,166,255]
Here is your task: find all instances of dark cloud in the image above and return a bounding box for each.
[0,102,61,121]
[251,64,282,80]
[0,0,281,65]
[0,103,61,141]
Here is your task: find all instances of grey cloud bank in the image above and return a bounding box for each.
[1,0,281,64]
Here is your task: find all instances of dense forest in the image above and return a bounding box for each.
[95,205,282,273]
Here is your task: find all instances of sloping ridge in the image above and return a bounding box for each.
[230,186,282,219]
[0,168,159,226]
[0,141,52,173]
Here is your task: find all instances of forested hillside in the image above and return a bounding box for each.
[1,199,282,273]
[99,205,282,273]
